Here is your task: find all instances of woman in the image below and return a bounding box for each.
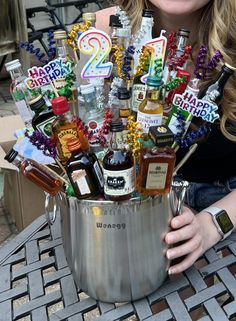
[96,0,236,274]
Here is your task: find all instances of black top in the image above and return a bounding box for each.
[177,124,236,183]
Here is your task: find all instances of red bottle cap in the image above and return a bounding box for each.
[51,96,69,115]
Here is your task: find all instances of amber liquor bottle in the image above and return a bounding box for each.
[4,149,63,196]
[102,120,135,201]
[51,96,89,164]
[66,138,101,199]
[137,125,176,195]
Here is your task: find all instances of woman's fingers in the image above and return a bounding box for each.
[168,246,203,274]
[166,234,202,260]
[165,222,199,245]
[170,208,195,229]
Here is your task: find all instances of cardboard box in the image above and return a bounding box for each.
[0,115,46,230]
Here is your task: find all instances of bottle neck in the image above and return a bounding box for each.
[146,86,160,100]
[110,131,124,150]
[83,92,98,110]
[119,98,131,109]
[55,39,69,58]
[176,35,188,57]
[12,154,24,168]
[9,67,25,81]
[140,16,153,38]
[215,69,232,88]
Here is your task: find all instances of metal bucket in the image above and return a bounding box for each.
[54,192,176,302]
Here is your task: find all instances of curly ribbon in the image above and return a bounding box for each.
[25,130,57,159]
[98,108,113,147]
[135,46,152,77]
[168,44,192,71]
[194,46,224,80]
[67,21,91,50]
[20,42,47,64]
[122,45,135,80]
[164,76,187,91]
[194,45,208,80]
[206,50,224,73]
[167,31,177,61]
[113,44,125,78]
[47,29,56,61]
[127,115,143,157]
[153,58,163,78]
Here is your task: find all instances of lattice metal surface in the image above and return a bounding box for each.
[0,214,236,321]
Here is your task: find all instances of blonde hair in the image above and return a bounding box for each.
[116,0,236,141]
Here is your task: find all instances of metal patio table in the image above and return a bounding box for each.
[0,213,236,321]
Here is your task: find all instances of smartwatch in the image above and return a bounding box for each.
[204,206,234,240]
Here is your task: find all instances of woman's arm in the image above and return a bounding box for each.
[165,189,236,274]
[96,6,117,33]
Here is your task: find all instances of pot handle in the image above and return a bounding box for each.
[170,179,189,217]
[45,193,58,225]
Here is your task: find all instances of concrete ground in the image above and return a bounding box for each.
[0,77,19,248]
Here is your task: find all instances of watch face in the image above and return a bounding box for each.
[216,210,234,234]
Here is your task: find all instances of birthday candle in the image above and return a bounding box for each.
[78,29,113,79]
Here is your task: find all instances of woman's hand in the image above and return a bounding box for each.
[165,206,221,274]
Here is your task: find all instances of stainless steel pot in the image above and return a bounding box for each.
[55,192,177,302]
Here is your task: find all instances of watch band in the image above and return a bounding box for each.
[204,206,233,240]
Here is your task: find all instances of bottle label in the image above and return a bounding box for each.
[15,100,32,124]
[87,119,103,147]
[36,115,57,137]
[137,111,163,133]
[57,128,78,157]
[132,84,146,112]
[119,109,130,126]
[146,163,168,189]
[71,169,91,195]
[93,160,104,187]
[103,167,135,196]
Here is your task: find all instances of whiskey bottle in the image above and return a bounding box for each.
[102,120,135,201]
[28,95,56,137]
[66,138,101,199]
[117,86,131,130]
[137,76,164,133]
[51,96,89,164]
[4,148,63,196]
[137,125,176,195]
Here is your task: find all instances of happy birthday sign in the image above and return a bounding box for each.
[25,58,73,89]
[173,91,219,123]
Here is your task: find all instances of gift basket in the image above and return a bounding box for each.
[4,8,235,302]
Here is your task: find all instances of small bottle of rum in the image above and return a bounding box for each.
[4,148,63,196]
[51,96,89,164]
[137,125,176,195]
[102,120,135,201]
[66,138,101,199]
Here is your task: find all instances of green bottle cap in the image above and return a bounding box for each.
[146,76,163,87]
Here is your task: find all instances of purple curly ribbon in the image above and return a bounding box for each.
[194,45,208,80]
[206,50,223,73]
[122,45,135,80]
[25,130,57,159]
[47,29,56,61]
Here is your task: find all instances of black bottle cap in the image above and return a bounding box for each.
[110,120,124,132]
[117,87,131,100]
[28,95,45,112]
[109,15,122,28]
[142,9,154,18]
[4,148,18,163]
[178,29,190,37]
[223,63,235,75]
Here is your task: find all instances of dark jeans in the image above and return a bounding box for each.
[185,176,236,212]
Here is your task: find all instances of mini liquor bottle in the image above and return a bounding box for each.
[137,76,164,133]
[82,12,96,28]
[5,59,33,127]
[80,84,104,154]
[102,120,135,201]
[137,125,176,195]
[51,96,89,164]
[117,86,131,131]
[4,149,63,196]
[28,95,56,137]
[66,138,101,199]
